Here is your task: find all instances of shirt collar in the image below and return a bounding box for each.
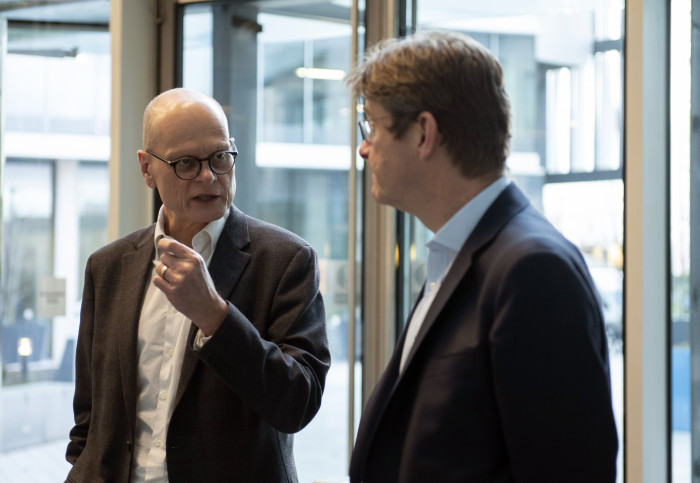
[154,206,229,263]
[431,176,510,254]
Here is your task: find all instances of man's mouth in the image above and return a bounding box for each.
[194,195,217,201]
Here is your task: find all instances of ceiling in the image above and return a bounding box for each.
[0,0,109,24]
[0,0,623,25]
[0,0,619,56]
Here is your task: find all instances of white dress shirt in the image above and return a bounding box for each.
[399,177,510,372]
[131,207,228,482]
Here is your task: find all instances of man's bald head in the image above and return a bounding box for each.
[137,88,236,244]
[142,88,229,151]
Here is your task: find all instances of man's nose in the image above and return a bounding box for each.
[196,161,216,181]
[358,140,369,159]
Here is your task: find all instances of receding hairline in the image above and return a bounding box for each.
[142,88,228,149]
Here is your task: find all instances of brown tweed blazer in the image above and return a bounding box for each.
[66,206,330,483]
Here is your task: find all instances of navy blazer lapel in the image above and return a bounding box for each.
[118,225,157,432]
[175,206,252,408]
[353,185,532,477]
[351,315,412,475]
[398,183,531,377]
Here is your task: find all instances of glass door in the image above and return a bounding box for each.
[669,0,695,480]
[0,6,111,481]
[396,1,625,481]
[179,2,361,481]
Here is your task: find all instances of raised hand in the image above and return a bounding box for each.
[153,237,228,336]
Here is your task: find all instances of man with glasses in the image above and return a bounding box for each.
[346,31,618,482]
[66,88,330,482]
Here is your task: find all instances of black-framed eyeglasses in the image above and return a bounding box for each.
[146,142,238,180]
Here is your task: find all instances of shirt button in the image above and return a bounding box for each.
[168,348,174,357]
[154,438,163,447]
[160,391,169,401]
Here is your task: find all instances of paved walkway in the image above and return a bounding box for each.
[0,362,355,483]
[0,357,636,483]
[0,439,71,482]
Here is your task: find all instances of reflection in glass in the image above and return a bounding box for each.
[181,4,356,481]
[670,0,692,480]
[408,1,625,481]
[0,21,110,478]
[1,161,54,385]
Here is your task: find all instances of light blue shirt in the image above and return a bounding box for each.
[426,176,511,286]
[400,176,510,372]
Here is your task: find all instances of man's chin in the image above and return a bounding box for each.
[371,186,384,203]
[189,205,227,224]
[371,188,393,208]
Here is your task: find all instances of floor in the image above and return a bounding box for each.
[0,364,355,483]
[2,352,688,483]
[0,439,71,483]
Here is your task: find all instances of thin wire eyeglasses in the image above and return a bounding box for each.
[146,141,238,180]
[358,115,392,142]
[358,120,373,142]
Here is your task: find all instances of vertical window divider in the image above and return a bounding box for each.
[347,0,360,466]
[688,0,700,480]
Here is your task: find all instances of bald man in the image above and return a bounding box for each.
[66,88,330,483]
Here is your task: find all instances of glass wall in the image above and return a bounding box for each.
[0,0,686,481]
[0,15,110,481]
[670,0,693,481]
[398,1,625,480]
[180,3,359,481]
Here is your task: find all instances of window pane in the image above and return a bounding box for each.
[406,2,625,481]
[0,18,110,481]
[1,161,55,385]
[670,0,692,480]
[181,4,357,481]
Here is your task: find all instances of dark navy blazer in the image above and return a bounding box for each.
[350,184,618,483]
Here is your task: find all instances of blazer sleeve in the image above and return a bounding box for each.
[489,250,618,482]
[195,244,330,434]
[66,256,95,464]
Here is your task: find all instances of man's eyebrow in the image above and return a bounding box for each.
[171,146,231,159]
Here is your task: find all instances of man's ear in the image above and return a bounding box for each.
[137,150,157,189]
[416,111,440,160]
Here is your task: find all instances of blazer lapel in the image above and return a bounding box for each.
[118,225,157,432]
[354,185,533,476]
[398,183,531,376]
[207,206,252,300]
[175,206,252,408]
[351,317,411,476]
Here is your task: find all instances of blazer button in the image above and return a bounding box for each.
[126,440,132,452]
